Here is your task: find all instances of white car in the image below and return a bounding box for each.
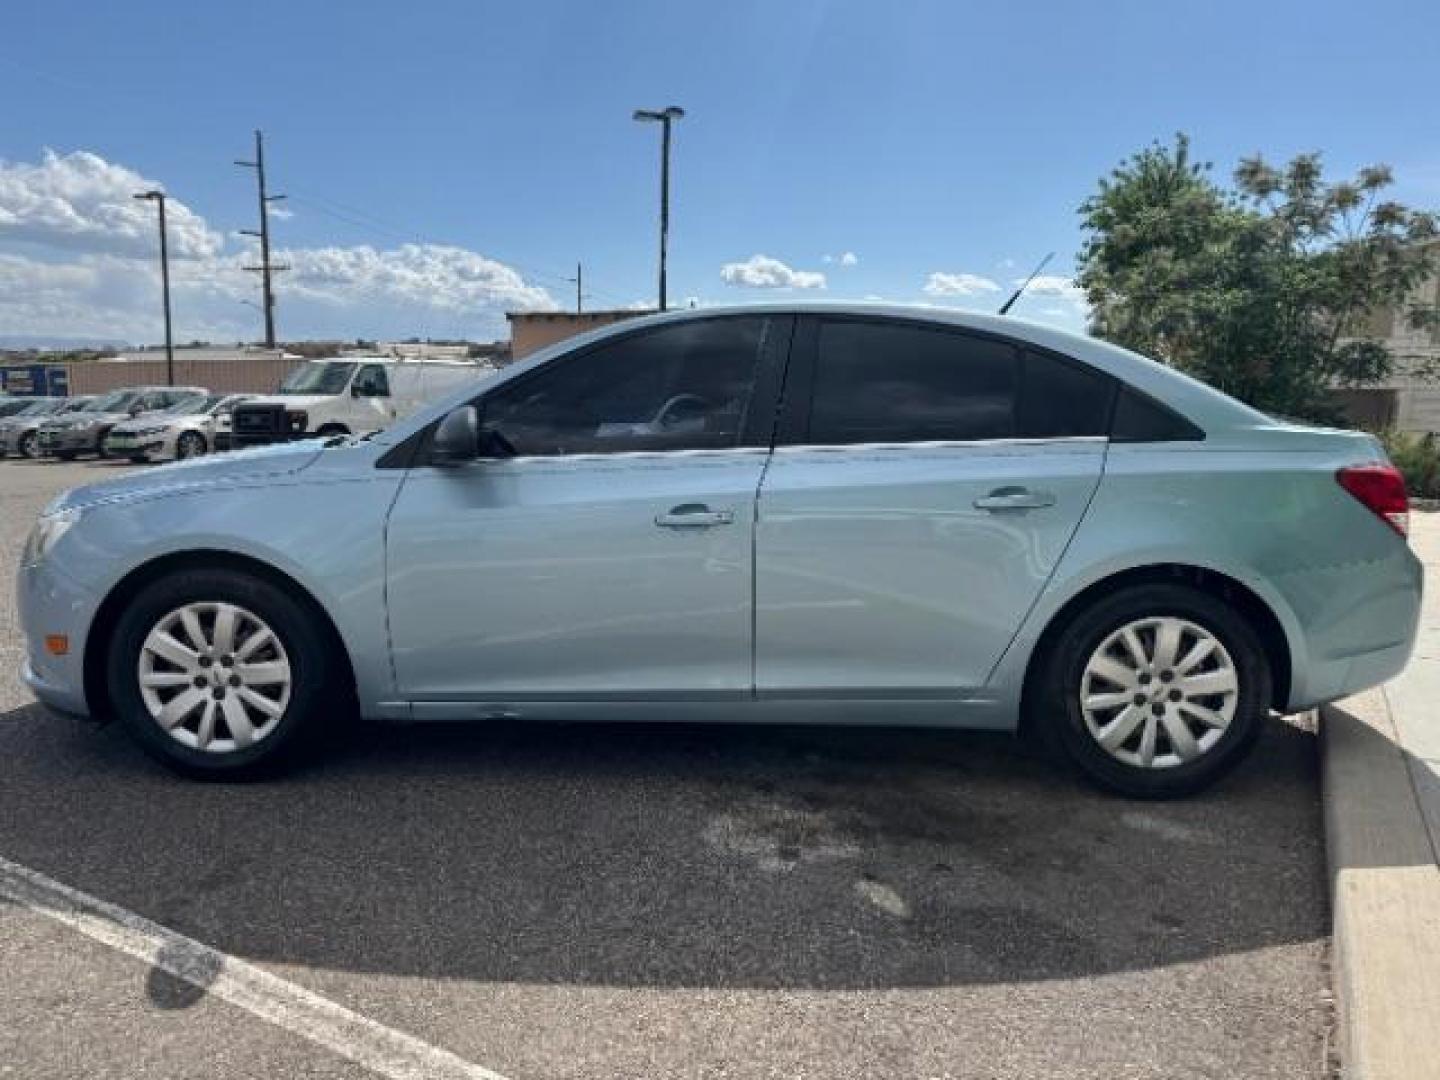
[104,394,253,462]
[229,357,490,447]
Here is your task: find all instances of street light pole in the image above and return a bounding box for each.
[133,190,174,386]
[633,106,684,312]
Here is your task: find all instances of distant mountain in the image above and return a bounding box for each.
[0,334,132,350]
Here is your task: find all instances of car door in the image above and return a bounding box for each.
[385,315,790,704]
[350,363,396,427]
[755,316,1114,697]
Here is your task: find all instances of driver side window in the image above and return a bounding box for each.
[480,317,769,455]
[352,365,391,398]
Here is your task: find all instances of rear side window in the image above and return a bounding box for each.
[810,322,1019,443]
[1019,349,1115,437]
[806,321,1116,444]
[1111,386,1205,442]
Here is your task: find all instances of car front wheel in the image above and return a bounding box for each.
[107,568,339,778]
[1034,583,1271,798]
[175,431,207,459]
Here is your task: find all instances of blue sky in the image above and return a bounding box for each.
[4,0,1439,345]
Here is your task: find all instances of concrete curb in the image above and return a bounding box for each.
[1321,689,1440,1080]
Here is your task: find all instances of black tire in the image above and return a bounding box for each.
[106,568,342,779]
[18,432,38,459]
[315,424,349,438]
[175,431,207,459]
[1032,583,1271,799]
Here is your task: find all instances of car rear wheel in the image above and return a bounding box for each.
[18,432,38,459]
[1034,583,1271,798]
[175,431,207,459]
[107,568,340,778]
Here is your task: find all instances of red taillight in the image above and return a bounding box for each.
[1336,463,1409,537]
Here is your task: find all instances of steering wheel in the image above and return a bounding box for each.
[652,393,710,431]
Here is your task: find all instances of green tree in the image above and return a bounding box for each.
[1077,134,1439,421]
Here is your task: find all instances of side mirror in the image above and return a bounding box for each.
[430,406,479,466]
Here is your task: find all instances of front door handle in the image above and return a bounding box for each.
[974,487,1056,511]
[656,503,736,528]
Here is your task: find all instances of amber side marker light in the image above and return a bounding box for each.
[44,635,69,657]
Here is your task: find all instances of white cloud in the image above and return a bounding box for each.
[0,149,223,259]
[273,243,553,314]
[1018,274,1085,304]
[0,150,556,342]
[720,253,826,290]
[922,271,1001,297]
[822,251,859,267]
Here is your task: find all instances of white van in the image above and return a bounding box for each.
[229,357,491,447]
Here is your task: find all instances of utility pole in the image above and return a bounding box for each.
[234,130,288,348]
[133,190,174,385]
[633,106,684,311]
[565,262,587,313]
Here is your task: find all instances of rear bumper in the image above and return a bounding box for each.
[1283,546,1423,711]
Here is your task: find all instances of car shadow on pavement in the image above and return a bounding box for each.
[0,702,1326,991]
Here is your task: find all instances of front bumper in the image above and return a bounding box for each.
[38,427,101,455]
[104,432,167,458]
[17,551,101,717]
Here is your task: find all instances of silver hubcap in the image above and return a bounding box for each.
[1080,616,1238,769]
[138,602,291,753]
[178,434,201,458]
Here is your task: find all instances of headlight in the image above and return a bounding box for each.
[22,507,81,568]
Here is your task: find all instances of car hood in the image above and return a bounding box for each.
[110,414,184,433]
[242,394,331,411]
[52,440,326,513]
[42,410,129,427]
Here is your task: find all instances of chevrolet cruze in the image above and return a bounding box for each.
[17,305,1422,796]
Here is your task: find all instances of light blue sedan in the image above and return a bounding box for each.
[16,304,1422,796]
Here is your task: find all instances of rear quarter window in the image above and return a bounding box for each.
[1110,386,1205,442]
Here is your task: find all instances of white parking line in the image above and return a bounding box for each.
[0,854,510,1080]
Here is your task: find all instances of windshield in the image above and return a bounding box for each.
[278,362,356,396]
[60,397,93,413]
[88,389,141,413]
[161,394,223,417]
[0,398,43,418]
[13,398,62,417]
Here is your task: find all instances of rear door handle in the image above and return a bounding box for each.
[656,503,736,528]
[974,487,1056,511]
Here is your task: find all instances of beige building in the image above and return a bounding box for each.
[506,310,653,360]
[1334,245,1440,432]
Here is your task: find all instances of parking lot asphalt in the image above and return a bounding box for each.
[0,459,1331,1079]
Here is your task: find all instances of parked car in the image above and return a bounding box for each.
[17,305,1422,796]
[228,357,487,448]
[36,386,206,460]
[0,396,93,459]
[104,394,253,463]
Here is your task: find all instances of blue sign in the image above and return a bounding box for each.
[0,365,69,396]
